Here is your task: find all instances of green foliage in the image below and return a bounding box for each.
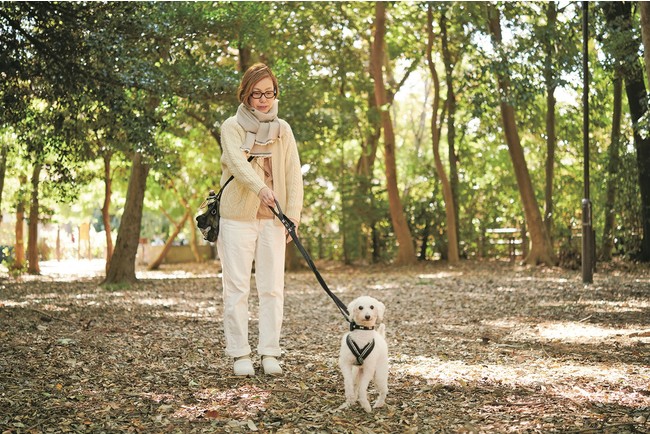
[0,1,647,264]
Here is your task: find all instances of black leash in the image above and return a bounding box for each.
[268,200,352,326]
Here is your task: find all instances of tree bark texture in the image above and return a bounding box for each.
[427,4,459,264]
[440,8,461,253]
[371,1,416,265]
[543,2,557,242]
[486,4,556,266]
[604,2,650,261]
[103,152,150,284]
[102,153,114,273]
[0,143,7,223]
[601,74,623,260]
[12,184,26,271]
[640,2,650,84]
[27,163,42,275]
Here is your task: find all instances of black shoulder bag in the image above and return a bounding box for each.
[196,156,254,242]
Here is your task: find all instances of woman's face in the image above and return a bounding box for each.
[248,77,275,113]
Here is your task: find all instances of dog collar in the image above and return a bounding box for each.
[350,322,375,331]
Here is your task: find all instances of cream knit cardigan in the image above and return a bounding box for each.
[219,115,304,226]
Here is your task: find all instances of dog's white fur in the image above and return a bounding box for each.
[337,296,388,413]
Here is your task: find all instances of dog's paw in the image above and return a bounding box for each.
[373,399,385,409]
[360,400,372,413]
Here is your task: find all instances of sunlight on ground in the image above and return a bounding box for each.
[41,259,106,279]
[512,276,572,284]
[418,272,464,280]
[579,298,650,311]
[0,259,222,281]
[536,322,648,342]
[482,317,650,344]
[136,269,221,280]
[393,354,650,407]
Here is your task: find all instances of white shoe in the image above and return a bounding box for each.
[233,356,255,376]
[261,356,282,376]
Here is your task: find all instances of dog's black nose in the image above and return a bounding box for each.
[365,314,371,320]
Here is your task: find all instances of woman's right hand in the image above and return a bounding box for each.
[258,187,276,207]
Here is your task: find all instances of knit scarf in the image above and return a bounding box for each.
[236,100,281,154]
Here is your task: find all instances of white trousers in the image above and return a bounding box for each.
[217,218,286,358]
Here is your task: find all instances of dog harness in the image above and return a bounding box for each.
[346,334,375,366]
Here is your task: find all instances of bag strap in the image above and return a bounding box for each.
[216,155,255,199]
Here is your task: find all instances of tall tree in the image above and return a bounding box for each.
[542,2,558,241]
[0,143,7,223]
[101,152,114,273]
[439,6,461,250]
[426,3,459,264]
[26,162,41,274]
[104,152,149,284]
[640,2,650,82]
[370,1,416,265]
[486,3,556,266]
[601,74,623,260]
[602,2,650,261]
[12,175,27,272]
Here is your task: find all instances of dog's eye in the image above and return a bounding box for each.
[370,305,374,310]
[358,306,364,310]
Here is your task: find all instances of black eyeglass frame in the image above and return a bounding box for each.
[250,90,277,100]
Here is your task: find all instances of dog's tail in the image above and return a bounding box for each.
[377,323,386,338]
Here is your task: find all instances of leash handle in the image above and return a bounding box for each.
[268,199,296,233]
[269,200,351,323]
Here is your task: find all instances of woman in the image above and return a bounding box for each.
[217,63,304,376]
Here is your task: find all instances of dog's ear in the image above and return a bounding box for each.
[347,298,358,314]
[376,301,386,322]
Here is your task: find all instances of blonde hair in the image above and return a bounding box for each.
[237,63,279,106]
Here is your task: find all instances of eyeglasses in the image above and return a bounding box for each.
[250,90,277,100]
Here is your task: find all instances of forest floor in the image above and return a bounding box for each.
[1,259,649,434]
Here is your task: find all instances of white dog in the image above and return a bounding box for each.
[337,296,388,413]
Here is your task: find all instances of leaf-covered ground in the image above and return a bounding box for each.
[1,259,649,433]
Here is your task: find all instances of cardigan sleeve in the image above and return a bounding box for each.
[220,117,267,195]
[282,121,304,223]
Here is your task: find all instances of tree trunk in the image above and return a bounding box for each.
[604,2,650,261]
[356,92,381,178]
[27,163,42,275]
[640,2,650,83]
[624,77,650,262]
[440,8,461,255]
[355,90,382,263]
[238,44,251,73]
[601,74,623,261]
[103,152,150,284]
[0,143,7,223]
[543,2,557,243]
[12,181,26,271]
[371,1,416,265]
[486,4,556,266]
[102,152,114,274]
[147,209,190,271]
[427,4,459,264]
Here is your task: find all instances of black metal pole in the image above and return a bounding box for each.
[582,1,594,283]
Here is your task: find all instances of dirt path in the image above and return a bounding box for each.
[1,260,649,433]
